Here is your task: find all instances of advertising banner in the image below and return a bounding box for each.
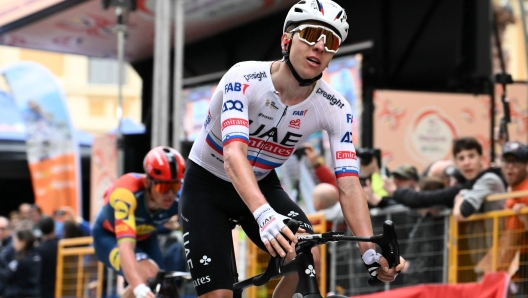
[89,134,118,222]
[0,90,26,141]
[1,62,81,216]
[374,90,491,172]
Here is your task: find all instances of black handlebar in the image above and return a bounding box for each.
[252,219,400,287]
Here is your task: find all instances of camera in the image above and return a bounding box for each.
[356,148,382,168]
[54,210,65,216]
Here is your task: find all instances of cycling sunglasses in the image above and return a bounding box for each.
[290,24,341,53]
[152,180,182,194]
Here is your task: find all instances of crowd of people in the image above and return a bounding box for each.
[303,136,528,294]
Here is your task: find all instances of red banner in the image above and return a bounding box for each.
[353,273,509,298]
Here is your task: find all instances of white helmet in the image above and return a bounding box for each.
[284,0,349,42]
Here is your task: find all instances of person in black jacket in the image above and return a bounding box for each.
[0,228,41,298]
[36,216,58,298]
[385,137,506,215]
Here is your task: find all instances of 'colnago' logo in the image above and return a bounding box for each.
[244,71,267,82]
[316,88,344,108]
[336,151,357,160]
[222,118,249,130]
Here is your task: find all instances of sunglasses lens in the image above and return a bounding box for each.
[154,181,182,194]
[298,26,340,52]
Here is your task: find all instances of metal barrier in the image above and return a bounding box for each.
[448,190,528,298]
[55,236,105,298]
[245,214,327,298]
[327,205,451,296]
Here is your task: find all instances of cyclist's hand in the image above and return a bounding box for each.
[362,249,405,282]
[133,284,155,298]
[253,204,295,258]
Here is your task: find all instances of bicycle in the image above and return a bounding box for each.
[148,219,400,298]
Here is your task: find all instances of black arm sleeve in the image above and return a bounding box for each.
[391,184,466,208]
[460,200,477,217]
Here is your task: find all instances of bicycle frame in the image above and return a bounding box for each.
[149,220,399,298]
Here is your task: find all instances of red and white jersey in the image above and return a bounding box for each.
[189,61,359,181]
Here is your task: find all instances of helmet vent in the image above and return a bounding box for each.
[154,169,162,175]
[294,8,303,13]
[297,0,306,4]
[162,147,171,153]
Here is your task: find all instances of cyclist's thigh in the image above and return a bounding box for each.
[93,225,156,275]
[180,161,241,296]
[241,171,315,251]
[137,235,163,270]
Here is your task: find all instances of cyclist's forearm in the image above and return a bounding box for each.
[224,143,267,212]
[118,241,145,288]
[337,177,375,253]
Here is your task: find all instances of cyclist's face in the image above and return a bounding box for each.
[284,23,334,79]
[147,180,178,210]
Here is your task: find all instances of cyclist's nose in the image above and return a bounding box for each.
[313,38,325,52]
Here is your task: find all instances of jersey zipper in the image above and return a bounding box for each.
[250,105,289,167]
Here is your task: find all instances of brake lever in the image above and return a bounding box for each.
[367,220,400,285]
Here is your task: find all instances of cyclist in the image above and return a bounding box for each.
[180,1,405,297]
[93,146,186,298]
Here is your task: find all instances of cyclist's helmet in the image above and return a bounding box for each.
[143,146,185,182]
[283,0,349,42]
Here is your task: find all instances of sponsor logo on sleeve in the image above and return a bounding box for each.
[224,82,250,94]
[243,71,267,82]
[222,100,244,113]
[316,88,344,108]
[340,131,353,143]
[222,118,249,130]
[293,109,309,116]
[336,151,357,160]
[347,114,353,123]
[289,119,301,129]
[204,111,212,129]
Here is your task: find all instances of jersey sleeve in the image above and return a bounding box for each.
[326,103,359,179]
[109,188,138,243]
[220,65,251,147]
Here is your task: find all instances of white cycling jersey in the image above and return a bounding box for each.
[189,61,359,182]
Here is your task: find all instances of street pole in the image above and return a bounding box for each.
[152,0,172,147]
[172,0,185,151]
[115,6,126,177]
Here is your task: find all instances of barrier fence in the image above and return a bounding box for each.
[448,190,528,298]
[55,236,104,298]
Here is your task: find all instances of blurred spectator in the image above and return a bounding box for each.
[0,217,12,295]
[388,137,506,215]
[54,206,91,238]
[36,216,58,298]
[8,211,19,228]
[312,183,342,221]
[391,164,419,189]
[29,204,42,226]
[357,148,388,197]
[501,141,528,294]
[18,203,32,221]
[0,228,41,298]
[303,143,337,188]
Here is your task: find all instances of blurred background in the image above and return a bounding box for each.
[0,0,527,297]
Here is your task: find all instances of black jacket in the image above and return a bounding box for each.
[391,168,506,209]
[0,249,41,298]
[36,237,58,298]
